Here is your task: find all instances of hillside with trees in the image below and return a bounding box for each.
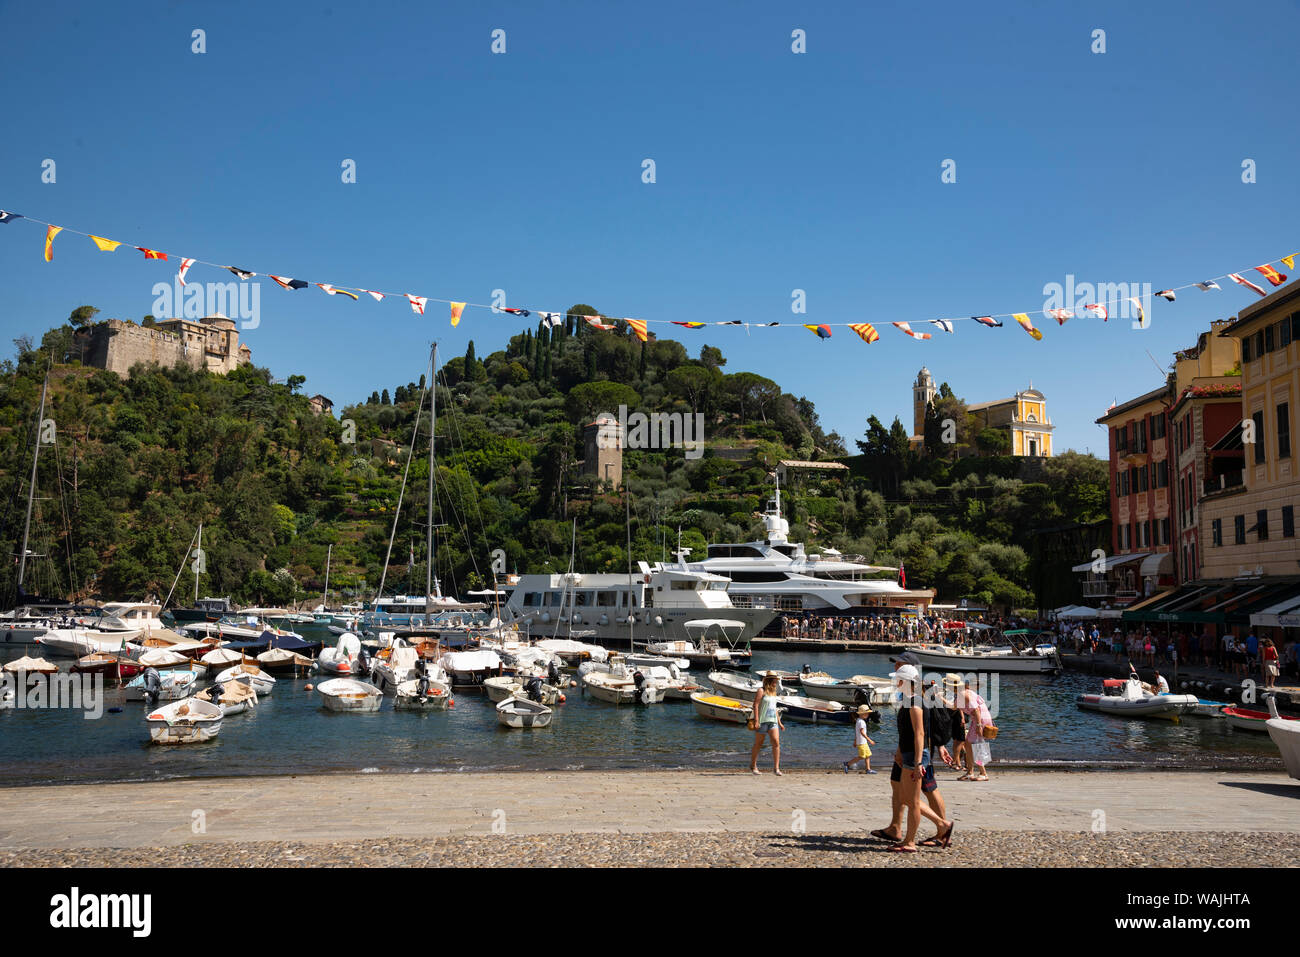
[0,308,1109,613]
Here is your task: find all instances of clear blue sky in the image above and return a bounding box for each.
[1,0,1296,456]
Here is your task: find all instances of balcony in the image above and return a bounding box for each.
[1081,580,1113,598]
[1203,470,1245,497]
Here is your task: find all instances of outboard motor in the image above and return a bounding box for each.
[204,684,223,705]
[525,675,544,703]
[143,667,162,710]
[547,660,562,685]
[853,688,870,708]
[356,645,370,677]
[801,663,811,675]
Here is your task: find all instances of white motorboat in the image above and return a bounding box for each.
[689,691,753,724]
[146,697,223,744]
[906,629,1061,674]
[483,674,563,705]
[393,678,453,711]
[799,672,891,705]
[317,632,363,676]
[624,651,692,671]
[125,668,198,700]
[1266,698,1300,780]
[1076,678,1198,720]
[707,669,772,698]
[496,696,553,729]
[194,681,258,716]
[316,678,383,712]
[533,639,608,666]
[582,669,666,705]
[213,663,276,696]
[438,648,503,687]
[36,627,140,658]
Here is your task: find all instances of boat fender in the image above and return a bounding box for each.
[558,694,566,704]
[569,680,578,689]
[640,687,654,705]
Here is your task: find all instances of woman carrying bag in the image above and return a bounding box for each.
[957,680,995,782]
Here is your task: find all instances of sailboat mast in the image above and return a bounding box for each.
[425,343,437,626]
[195,523,202,604]
[626,486,634,653]
[17,375,49,592]
[322,543,332,609]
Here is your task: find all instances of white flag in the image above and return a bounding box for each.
[407,295,428,315]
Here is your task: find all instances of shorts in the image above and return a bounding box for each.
[757,721,777,733]
[891,752,937,793]
[856,744,871,759]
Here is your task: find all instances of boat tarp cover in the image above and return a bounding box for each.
[440,650,502,671]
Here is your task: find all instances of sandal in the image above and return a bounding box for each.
[887,844,918,853]
[974,774,989,782]
[869,828,901,842]
[957,773,973,781]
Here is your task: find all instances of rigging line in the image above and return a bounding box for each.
[425,390,479,591]
[51,438,78,599]
[375,381,427,604]
[434,369,491,582]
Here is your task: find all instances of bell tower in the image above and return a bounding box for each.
[913,367,936,437]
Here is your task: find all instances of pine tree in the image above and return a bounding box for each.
[381,389,390,405]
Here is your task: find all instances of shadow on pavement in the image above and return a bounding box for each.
[1219,780,1300,799]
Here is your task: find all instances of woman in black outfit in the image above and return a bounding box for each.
[943,673,967,769]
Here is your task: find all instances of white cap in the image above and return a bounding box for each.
[889,664,920,683]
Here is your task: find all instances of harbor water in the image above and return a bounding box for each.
[0,641,1283,787]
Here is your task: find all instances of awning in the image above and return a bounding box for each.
[1139,552,1174,578]
[1070,552,1149,573]
[1123,579,1300,625]
[1249,590,1300,628]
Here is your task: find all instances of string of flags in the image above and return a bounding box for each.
[2,207,1294,345]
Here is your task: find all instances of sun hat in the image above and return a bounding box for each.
[856,704,873,716]
[889,663,920,682]
[941,673,964,688]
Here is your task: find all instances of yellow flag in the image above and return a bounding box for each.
[90,235,121,252]
[1012,313,1043,341]
[626,318,648,342]
[44,225,62,262]
[1282,254,1295,270]
[450,302,466,327]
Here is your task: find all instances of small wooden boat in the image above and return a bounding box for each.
[773,694,853,725]
[146,697,223,744]
[255,647,312,674]
[496,696,553,729]
[70,652,141,681]
[136,648,192,670]
[393,678,453,711]
[2,655,58,676]
[799,672,890,705]
[755,668,803,687]
[690,691,753,724]
[195,681,259,716]
[316,678,383,712]
[124,669,198,701]
[213,662,276,696]
[1266,698,1300,780]
[1221,705,1294,732]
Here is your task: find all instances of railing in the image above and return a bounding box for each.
[1081,580,1113,598]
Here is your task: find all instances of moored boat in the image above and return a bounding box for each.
[393,678,453,711]
[213,662,276,696]
[799,672,890,706]
[689,691,752,724]
[1266,698,1300,779]
[1076,678,1198,721]
[773,694,853,724]
[316,678,383,712]
[146,697,222,744]
[707,669,771,698]
[1221,704,1289,732]
[582,669,665,705]
[496,696,553,728]
[125,668,197,701]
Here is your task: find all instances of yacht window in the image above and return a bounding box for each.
[729,571,789,583]
[575,591,592,606]
[671,581,696,590]
[598,592,617,606]
[523,593,541,607]
[772,545,797,557]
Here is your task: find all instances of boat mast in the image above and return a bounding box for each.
[626,485,634,653]
[322,543,332,609]
[17,374,49,593]
[425,342,437,627]
[195,522,202,604]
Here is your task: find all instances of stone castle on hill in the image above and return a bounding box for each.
[75,316,251,379]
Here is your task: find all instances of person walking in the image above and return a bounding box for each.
[842,704,877,774]
[882,664,937,852]
[942,673,968,769]
[749,674,784,775]
[871,663,954,850]
[957,680,993,782]
[1262,638,1280,690]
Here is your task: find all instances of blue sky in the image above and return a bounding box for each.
[1,0,1296,456]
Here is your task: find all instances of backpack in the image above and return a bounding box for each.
[927,703,952,750]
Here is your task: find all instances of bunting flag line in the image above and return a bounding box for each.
[848,322,880,344]
[1012,313,1043,340]
[1256,264,1287,287]
[892,322,931,340]
[1229,273,1267,297]
[317,284,359,300]
[5,208,1296,346]
[43,225,61,262]
[1127,297,1146,327]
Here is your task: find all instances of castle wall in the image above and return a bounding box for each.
[76,318,249,379]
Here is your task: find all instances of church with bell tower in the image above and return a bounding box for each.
[907,367,1053,458]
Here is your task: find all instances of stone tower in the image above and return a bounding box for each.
[582,412,623,488]
[913,367,936,437]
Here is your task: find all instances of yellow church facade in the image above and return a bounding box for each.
[911,368,1053,457]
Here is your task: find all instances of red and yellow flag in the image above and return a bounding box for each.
[449,302,466,327]
[625,318,648,342]
[138,248,167,260]
[43,225,62,261]
[1255,264,1287,287]
[672,321,705,329]
[804,324,832,339]
[1282,254,1296,270]
[89,235,121,252]
[848,322,879,344]
[1012,313,1043,341]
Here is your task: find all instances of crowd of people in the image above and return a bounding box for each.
[747,651,993,853]
[1058,620,1297,689]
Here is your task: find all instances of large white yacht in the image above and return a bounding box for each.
[659,484,930,618]
[501,562,775,649]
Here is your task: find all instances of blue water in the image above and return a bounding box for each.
[0,645,1281,786]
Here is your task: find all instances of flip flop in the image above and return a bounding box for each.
[869,828,901,842]
[887,844,918,853]
[957,774,973,781]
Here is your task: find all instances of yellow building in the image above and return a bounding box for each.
[967,388,1054,457]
